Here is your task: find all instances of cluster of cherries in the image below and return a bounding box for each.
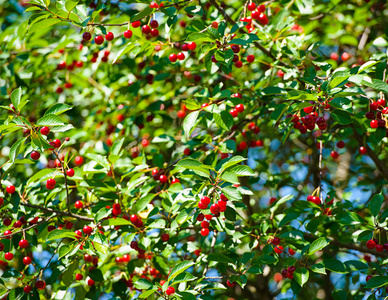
[236,120,263,151]
[197,194,229,237]
[281,266,297,280]
[169,42,197,63]
[229,93,245,118]
[289,106,327,134]
[211,43,255,68]
[366,239,388,253]
[366,99,387,129]
[241,2,269,33]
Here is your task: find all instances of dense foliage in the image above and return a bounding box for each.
[1,0,388,299]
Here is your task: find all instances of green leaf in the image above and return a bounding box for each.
[44,103,73,115]
[183,111,200,139]
[175,158,212,175]
[369,193,384,217]
[102,217,132,226]
[36,114,65,126]
[9,137,27,163]
[10,87,22,111]
[139,290,157,299]
[168,261,194,282]
[310,263,326,274]
[323,259,347,274]
[111,138,124,156]
[187,32,213,42]
[136,194,156,212]
[27,169,55,186]
[171,272,197,284]
[229,165,255,176]
[207,253,234,264]
[29,18,63,34]
[294,268,309,287]
[131,6,154,22]
[46,229,77,241]
[365,276,388,289]
[62,260,78,286]
[214,111,233,131]
[219,156,246,173]
[307,237,330,256]
[65,0,79,12]
[329,71,350,89]
[134,278,154,289]
[331,109,352,125]
[89,268,104,281]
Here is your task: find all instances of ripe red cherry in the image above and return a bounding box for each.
[161,233,170,242]
[83,225,93,235]
[75,201,83,209]
[227,279,236,287]
[40,126,50,135]
[247,54,255,63]
[258,13,268,25]
[105,32,114,41]
[75,273,83,281]
[130,215,139,224]
[94,35,104,45]
[4,252,13,260]
[150,20,159,28]
[247,2,256,11]
[330,151,339,159]
[52,139,61,148]
[341,52,350,61]
[210,203,220,214]
[56,60,66,70]
[183,148,191,156]
[258,4,265,12]
[201,196,211,206]
[211,21,218,29]
[336,141,345,148]
[370,101,378,111]
[0,242,4,251]
[235,104,244,113]
[46,178,56,188]
[229,109,238,118]
[377,99,386,107]
[66,168,75,177]
[23,285,32,293]
[124,30,133,39]
[142,25,151,34]
[274,245,283,254]
[188,42,197,50]
[271,237,280,245]
[288,248,296,255]
[370,120,378,129]
[366,239,376,249]
[75,156,84,166]
[23,256,32,265]
[177,52,185,60]
[6,185,15,194]
[200,228,209,236]
[376,244,384,252]
[201,221,209,228]
[150,28,159,37]
[198,201,207,210]
[31,151,40,160]
[169,53,177,62]
[82,32,91,41]
[220,194,228,202]
[177,110,186,118]
[19,239,29,248]
[239,141,247,150]
[287,266,296,273]
[87,279,95,286]
[359,146,367,155]
[235,61,243,68]
[159,174,168,183]
[166,286,175,295]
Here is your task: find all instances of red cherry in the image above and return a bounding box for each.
[124,30,133,39]
[159,174,168,184]
[370,120,378,129]
[200,228,209,236]
[271,237,280,245]
[211,21,218,28]
[87,279,95,286]
[4,252,13,261]
[94,35,104,45]
[75,201,83,209]
[83,225,93,235]
[341,52,350,61]
[183,148,191,156]
[150,28,159,37]
[150,20,159,28]
[247,2,256,11]
[75,156,84,166]
[82,32,91,41]
[52,139,61,148]
[169,53,177,62]
[359,146,367,155]
[161,233,170,242]
[370,102,378,110]
[247,54,255,63]
[201,196,211,206]
[336,141,345,148]
[210,203,220,214]
[235,61,243,68]
[177,110,186,118]
[166,286,175,295]
[75,273,83,281]
[235,104,245,113]
[376,244,384,252]
[142,25,151,34]
[31,151,41,160]
[23,284,32,293]
[377,99,386,107]
[229,109,238,118]
[40,126,50,135]
[258,4,265,12]
[19,239,29,248]
[201,221,209,228]
[239,141,247,150]
[287,266,296,273]
[23,256,32,265]
[6,185,16,194]
[130,215,139,224]
[227,279,236,287]
[56,60,67,70]
[366,275,373,282]
[66,168,75,177]
[105,32,114,41]
[288,248,296,255]
[177,52,185,60]
[274,245,283,254]
[198,200,207,210]
[258,13,268,25]
[366,239,376,249]
[330,151,339,159]
[132,21,141,28]
[188,42,197,50]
